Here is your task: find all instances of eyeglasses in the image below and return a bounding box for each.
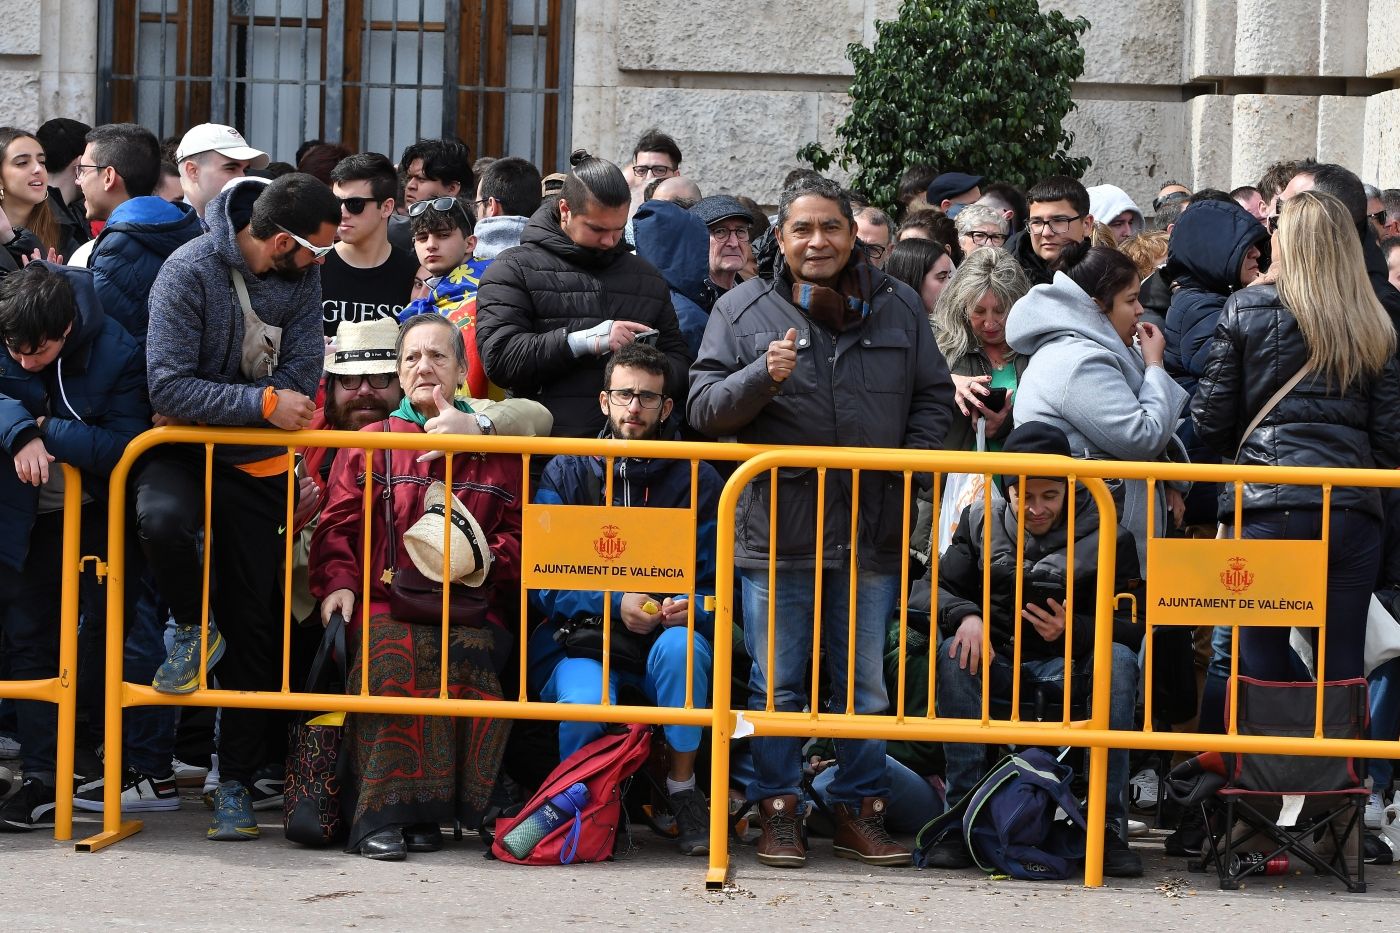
[1372,209,1388,227]
[407,196,469,220]
[861,242,887,261]
[339,196,383,215]
[336,372,394,391]
[473,196,494,212]
[604,388,666,408]
[709,225,751,244]
[74,163,109,179]
[1152,192,1189,212]
[1027,214,1084,234]
[275,224,335,259]
[966,230,1008,246]
[1266,197,1284,235]
[631,164,675,179]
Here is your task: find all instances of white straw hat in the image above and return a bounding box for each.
[403,481,491,587]
[325,317,401,375]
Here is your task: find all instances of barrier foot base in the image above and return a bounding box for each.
[705,863,730,890]
[75,819,143,852]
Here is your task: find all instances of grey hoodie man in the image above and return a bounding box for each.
[1006,271,1189,568]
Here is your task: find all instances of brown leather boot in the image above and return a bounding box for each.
[756,794,806,867]
[832,797,912,866]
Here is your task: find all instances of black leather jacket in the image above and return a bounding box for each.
[1191,283,1400,519]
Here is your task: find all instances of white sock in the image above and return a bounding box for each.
[667,775,696,796]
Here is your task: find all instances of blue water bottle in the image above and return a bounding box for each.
[501,782,590,860]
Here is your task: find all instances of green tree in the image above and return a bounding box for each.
[801,0,1090,212]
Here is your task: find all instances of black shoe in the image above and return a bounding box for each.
[249,763,285,812]
[0,778,57,832]
[404,823,443,853]
[1364,832,1393,865]
[1164,806,1208,857]
[358,827,407,860]
[1103,829,1143,878]
[927,832,974,869]
[669,787,709,856]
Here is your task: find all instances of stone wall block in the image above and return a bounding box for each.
[1315,95,1366,169]
[1363,89,1400,188]
[1318,0,1367,76]
[0,70,41,128]
[1187,0,1236,80]
[1234,0,1320,76]
[615,0,864,76]
[1063,99,1187,213]
[1040,0,1185,86]
[0,0,42,55]
[1188,95,1233,189]
[613,87,820,203]
[1369,0,1400,77]
[1230,94,1318,189]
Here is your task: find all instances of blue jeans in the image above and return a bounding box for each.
[541,626,712,758]
[0,513,64,779]
[935,639,1139,823]
[1369,655,1400,791]
[739,567,897,805]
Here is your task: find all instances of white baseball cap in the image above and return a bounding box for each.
[175,123,270,170]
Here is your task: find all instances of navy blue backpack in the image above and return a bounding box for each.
[914,748,1088,880]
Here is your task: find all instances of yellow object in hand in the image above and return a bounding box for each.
[641,599,660,614]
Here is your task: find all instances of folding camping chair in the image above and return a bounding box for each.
[1168,676,1370,892]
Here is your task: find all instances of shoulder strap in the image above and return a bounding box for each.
[583,461,605,507]
[229,267,255,317]
[1234,365,1310,463]
[381,421,398,574]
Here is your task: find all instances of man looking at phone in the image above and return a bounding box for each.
[925,422,1144,877]
[477,152,691,438]
[528,341,720,856]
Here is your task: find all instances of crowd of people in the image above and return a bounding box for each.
[1,116,1399,879]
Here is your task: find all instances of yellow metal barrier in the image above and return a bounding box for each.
[0,465,82,841]
[76,426,766,857]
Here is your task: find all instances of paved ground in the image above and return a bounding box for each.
[3,780,1397,932]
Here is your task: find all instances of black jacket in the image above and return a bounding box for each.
[1162,199,1271,395]
[1191,283,1400,519]
[1363,231,1400,334]
[1139,267,1170,331]
[1006,228,1052,287]
[475,201,691,438]
[932,485,1142,662]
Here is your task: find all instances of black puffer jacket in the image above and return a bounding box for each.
[1006,228,1052,287]
[476,201,691,438]
[1163,199,1270,394]
[1191,283,1400,519]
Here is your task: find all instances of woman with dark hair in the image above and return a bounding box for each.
[1007,241,1190,567]
[0,127,74,257]
[311,314,522,860]
[885,237,955,316]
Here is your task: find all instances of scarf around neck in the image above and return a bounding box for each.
[788,251,878,333]
[389,394,474,427]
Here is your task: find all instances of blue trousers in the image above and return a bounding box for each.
[1370,656,1400,790]
[542,626,712,759]
[739,567,897,805]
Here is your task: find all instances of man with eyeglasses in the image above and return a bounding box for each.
[321,153,418,336]
[854,206,896,269]
[627,129,683,217]
[691,195,754,303]
[1004,176,1096,287]
[137,172,339,842]
[528,340,720,858]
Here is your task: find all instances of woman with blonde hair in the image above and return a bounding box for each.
[1193,190,1400,681]
[0,127,71,257]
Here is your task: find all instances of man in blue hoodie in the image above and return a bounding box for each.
[76,123,204,348]
[631,198,711,357]
[138,173,337,841]
[0,262,148,831]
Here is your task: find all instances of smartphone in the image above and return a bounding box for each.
[634,327,659,346]
[983,387,1008,413]
[1024,580,1066,611]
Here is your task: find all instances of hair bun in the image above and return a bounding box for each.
[1050,238,1091,274]
[568,148,593,168]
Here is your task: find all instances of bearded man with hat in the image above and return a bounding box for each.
[308,313,535,861]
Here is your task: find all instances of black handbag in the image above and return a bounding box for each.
[283,612,348,847]
[380,428,490,627]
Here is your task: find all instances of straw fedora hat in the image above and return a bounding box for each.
[403,481,491,587]
[325,317,401,376]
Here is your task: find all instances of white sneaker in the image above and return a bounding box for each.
[172,758,209,787]
[1129,768,1159,812]
[0,734,19,758]
[1127,818,1149,837]
[202,753,220,809]
[73,768,181,813]
[1365,792,1386,830]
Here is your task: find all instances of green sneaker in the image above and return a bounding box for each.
[207,781,259,841]
[153,623,225,695]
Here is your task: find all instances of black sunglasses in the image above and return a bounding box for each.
[339,196,383,215]
[407,196,468,220]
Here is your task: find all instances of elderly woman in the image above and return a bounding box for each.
[931,249,1031,453]
[311,314,522,861]
[953,203,1010,256]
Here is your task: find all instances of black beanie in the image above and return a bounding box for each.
[1001,421,1071,489]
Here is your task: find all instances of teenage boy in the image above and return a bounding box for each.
[321,153,419,335]
[1005,176,1096,286]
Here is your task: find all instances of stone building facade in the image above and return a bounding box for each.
[1,0,1396,210]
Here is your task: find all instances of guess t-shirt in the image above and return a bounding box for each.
[319,246,419,336]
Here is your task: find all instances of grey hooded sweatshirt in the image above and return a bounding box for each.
[1006,271,1189,567]
[146,179,324,463]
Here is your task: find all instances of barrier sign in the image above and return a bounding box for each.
[1146,538,1326,627]
[521,504,695,591]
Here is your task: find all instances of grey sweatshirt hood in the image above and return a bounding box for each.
[473,214,529,260]
[1006,271,1143,375]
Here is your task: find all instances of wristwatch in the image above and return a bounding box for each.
[475,413,494,435]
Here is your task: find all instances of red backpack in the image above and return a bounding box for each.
[491,724,653,865]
